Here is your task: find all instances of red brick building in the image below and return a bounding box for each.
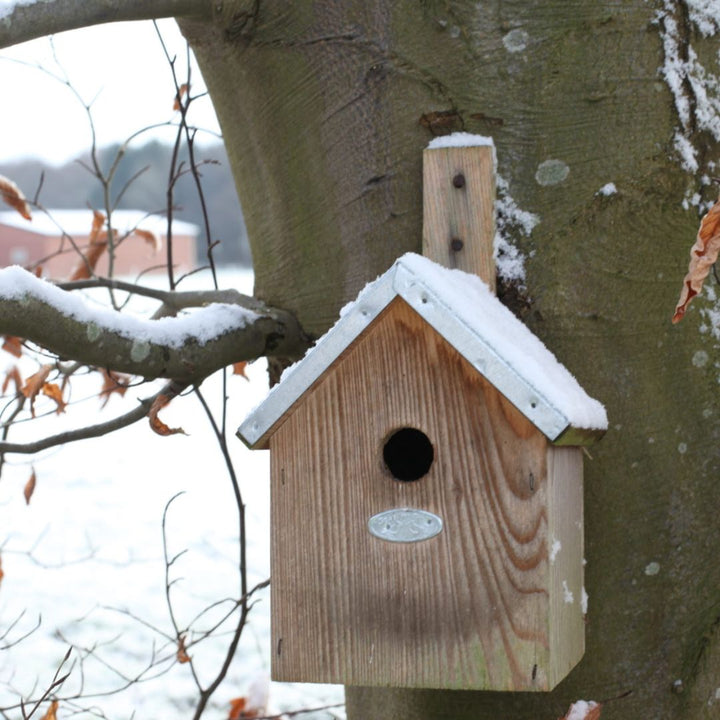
[0,209,198,279]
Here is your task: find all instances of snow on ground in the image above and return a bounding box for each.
[0,268,344,718]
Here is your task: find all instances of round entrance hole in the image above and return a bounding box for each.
[383,427,434,481]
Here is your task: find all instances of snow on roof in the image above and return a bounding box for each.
[238,253,608,449]
[426,132,495,150]
[0,209,199,238]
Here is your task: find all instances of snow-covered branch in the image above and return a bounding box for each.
[0,0,210,50]
[0,267,310,382]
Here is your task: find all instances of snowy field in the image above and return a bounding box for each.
[0,268,344,718]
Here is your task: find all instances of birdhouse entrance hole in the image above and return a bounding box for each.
[383,427,434,481]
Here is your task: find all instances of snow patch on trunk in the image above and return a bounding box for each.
[494,175,539,283]
[656,0,720,200]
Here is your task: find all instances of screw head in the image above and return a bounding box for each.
[452,173,466,188]
[450,238,464,252]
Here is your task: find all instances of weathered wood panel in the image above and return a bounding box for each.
[269,298,580,689]
[422,145,496,289]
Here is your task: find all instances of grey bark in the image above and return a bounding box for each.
[2,1,720,718]
[0,289,308,382]
[178,2,720,719]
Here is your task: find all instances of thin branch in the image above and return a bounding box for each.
[0,0,210,50]
[0,392,156,455]
[0,611,41,651]
[254,704,346,720]
[190,384,250,720]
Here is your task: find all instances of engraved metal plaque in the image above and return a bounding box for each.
[367,508,443,543]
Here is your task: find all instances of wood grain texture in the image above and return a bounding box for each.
[546,445,585,689]
[422,146,496,289]
[269,298,582,689]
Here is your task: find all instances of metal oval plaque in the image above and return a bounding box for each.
[367,508,443,543]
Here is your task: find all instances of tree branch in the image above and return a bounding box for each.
[0,0,211,50]
[0,268,310,383]
[0,391,156,454]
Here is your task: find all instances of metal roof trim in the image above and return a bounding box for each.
[237,255,600,448]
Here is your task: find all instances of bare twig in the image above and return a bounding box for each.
[0,611,42,651]
[254,704,346,720]
[0,392,156,454]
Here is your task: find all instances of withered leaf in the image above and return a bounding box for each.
[2,336,23,358]
[2,366,22,395]
[24,469,36,505]
[69,231,108,281]
[176,634,191,664]
[21,365,52,417]
[42,383,66,414]
[173,83,189,111]
[149,394,186,436]
[228,697,260,720]
[0,553,4,589]
[39,699,58,720]
[0,174,31,220]
[233,361,249,380]
[99,369,131,408]
[673,198,720,323]
[132,227,161,253]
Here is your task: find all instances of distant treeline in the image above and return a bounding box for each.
[0,140,251,267]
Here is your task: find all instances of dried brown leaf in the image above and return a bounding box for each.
[673,198,720,323]
[0,174,31,220]
[99,369,131,408]
[21,365,52,417]
[89,210,105,242]
[149,394,186,436]
[173,83,189,111]
[233,361,249,380]
[2,336,23,358]
[228,697,259,720]
[69,232,108,281]
[176,634,191,663]
[24,469,36,505]
[42,382,66,414]
[2,366,22,396]
[39,699,58,720]
[0,553,4,589]
[132,227,161,253]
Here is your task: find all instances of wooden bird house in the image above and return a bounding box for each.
[237,139,607,692]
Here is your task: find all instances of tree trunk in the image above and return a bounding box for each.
[179,2,720,718]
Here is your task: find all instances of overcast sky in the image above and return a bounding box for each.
[0,18,221,166]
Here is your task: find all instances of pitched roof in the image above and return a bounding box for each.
[0,209,199,238]
[238,253,607,449]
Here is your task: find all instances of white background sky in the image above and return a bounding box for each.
[0,18,221,166]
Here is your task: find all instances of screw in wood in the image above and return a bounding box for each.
[450,238,464,252]
[452,173,466,188]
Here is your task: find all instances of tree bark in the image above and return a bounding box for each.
[1,0,719,717]
[178,2,720,719]
[0,273,308,382]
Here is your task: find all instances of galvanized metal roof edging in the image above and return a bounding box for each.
[237,258,573,448]
[390,264,569,441]
[237,271,398,448]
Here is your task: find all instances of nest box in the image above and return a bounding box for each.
[238,252,607,692]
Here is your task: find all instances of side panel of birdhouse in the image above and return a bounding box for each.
[546,445,585,687]
[269,298,559,690]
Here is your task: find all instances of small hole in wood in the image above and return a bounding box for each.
[383,427,434,481]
